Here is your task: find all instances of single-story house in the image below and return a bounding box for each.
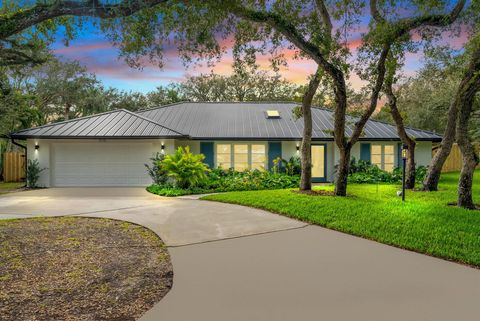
[9,102,441,187]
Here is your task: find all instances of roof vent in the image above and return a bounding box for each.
[265,110,280,119]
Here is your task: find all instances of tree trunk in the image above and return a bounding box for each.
[64,103,71,121]
[455,47,480,208]
[422,98,458,191]
[335,146,350,196]
[457,141,479,209]
[405,142,416,188]
[424,46,480,193]
[299,68,322,191]
[384,67,417,188]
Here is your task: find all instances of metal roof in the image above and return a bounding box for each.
[138,102,442,141]
[10,102,442,141]
[10,109,185,139]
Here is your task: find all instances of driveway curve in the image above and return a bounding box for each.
[1,188,480,321]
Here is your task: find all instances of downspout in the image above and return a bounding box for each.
[7,135,27,187]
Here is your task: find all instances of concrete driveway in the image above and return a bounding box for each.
[1,188,480,321]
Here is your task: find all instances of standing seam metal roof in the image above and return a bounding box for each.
[10,109,185,139]
[10,102,442,141]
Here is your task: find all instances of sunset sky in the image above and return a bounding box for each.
[50,12,468,94]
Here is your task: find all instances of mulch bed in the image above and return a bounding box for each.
[447,202,480,210]
[0,217,173,321]
[292,190,337,196]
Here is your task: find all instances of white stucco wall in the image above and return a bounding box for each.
[27,138,172,187]
[26,138,433,187]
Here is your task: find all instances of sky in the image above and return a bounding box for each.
[49,7,468,94]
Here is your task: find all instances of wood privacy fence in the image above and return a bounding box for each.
[433,143,480,173]
[2,152,25,182]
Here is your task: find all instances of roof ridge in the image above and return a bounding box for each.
[137,100,300,113]
[120,109,187,136]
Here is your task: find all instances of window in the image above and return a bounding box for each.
[216,144,231,169]
[371,144,395,172]
[234,144,249,171]
[371,145,382,168]
[251,144,266,170]
[216,143,266,170]
[383,145,395,172]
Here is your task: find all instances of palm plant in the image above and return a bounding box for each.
[161,146,209,189]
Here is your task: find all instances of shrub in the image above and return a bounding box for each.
[347,157,428,184]
[26,159,46,188]
[144,152,168,185]
[161,146,210,189]
[147,168,300,197]
[272,156,301,176]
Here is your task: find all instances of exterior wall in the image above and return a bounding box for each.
[26,138,434,187]
[415,141,432,167]
[174,140,200,154]
[27,138,172,187]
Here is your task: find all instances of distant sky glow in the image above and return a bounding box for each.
[50,14,468,94]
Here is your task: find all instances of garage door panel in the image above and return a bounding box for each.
[52,143,154,187]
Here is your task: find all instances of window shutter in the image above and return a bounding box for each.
[268,142,282,170]
[360,143,371,162]
[200,142,214,168]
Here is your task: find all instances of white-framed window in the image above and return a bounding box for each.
[371,144,395,172]
[251,144,267,170]
[215,143,266,170]
[216,144,231,169]
[234,144,249,171]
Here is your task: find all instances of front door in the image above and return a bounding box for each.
[311,144,326,182]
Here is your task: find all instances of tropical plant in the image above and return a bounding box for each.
[144,152,168,185]
[26,159,46,188]
[161,146,209,189]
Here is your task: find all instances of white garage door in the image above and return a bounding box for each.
[52,142,154,187]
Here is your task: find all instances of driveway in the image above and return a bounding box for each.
[1,188,480,321]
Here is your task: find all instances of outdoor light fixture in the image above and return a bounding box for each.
[161,143,165,153]
[296,144,300,151]
[35,144,39,150]
[401,144,408,202]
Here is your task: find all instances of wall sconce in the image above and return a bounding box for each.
[35,144,40,150]
[161,143,165,153]
[296,143,300,152]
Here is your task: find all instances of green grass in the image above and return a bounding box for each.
[202,170,480,268]
[0,182,24,194]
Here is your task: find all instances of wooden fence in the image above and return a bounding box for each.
[2,152,25,182]
[433,143,480,173]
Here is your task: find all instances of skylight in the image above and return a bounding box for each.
[265,110,280,119]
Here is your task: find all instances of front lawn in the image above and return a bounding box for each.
[0,217,173,320]
[203,170,480,268]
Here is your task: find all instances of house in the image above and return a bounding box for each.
[9,102,441,187]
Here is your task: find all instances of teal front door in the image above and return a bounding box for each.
[311,144,327,183]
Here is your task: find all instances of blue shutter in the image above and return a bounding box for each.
[268,142,282,170]
[360,143,371,163]
[200,142,214,169]
[397,143,403,168]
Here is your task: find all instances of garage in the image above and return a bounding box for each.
[51,142,154,187]
[10,109,184,187]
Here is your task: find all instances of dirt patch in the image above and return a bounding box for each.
[0,217,173,321]
[292,190,337,196]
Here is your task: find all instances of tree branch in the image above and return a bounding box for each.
[0,0,169,40]
[314,0,333,36]
[369,0,385,23]
[348,43,390,146]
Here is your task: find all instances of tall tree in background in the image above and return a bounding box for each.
[31,59,99,121]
